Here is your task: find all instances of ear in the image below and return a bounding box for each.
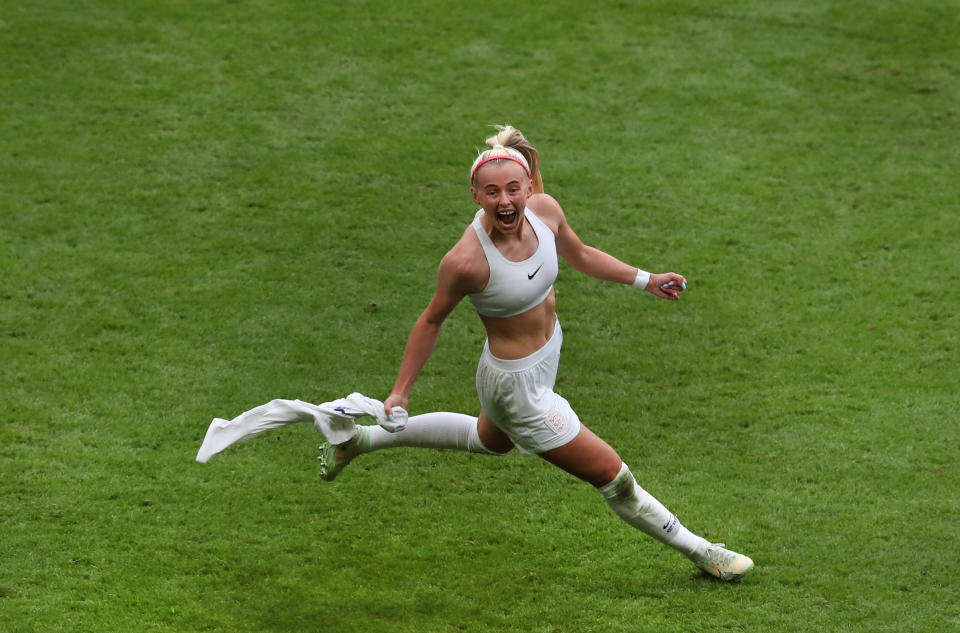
[471,186,481,205]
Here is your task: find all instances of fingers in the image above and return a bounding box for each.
[661,272,687,288]
[383,393,408,417]
[655,273,687,300]
[385,406,409,433]
[381,390,409,432]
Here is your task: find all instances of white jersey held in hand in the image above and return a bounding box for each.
[196,392,407,463]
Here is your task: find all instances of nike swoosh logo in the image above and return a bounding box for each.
[528,264,543,280]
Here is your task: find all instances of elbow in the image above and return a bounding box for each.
[565,248,595,275]
[416,310,446,333]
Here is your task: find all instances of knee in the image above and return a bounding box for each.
[593,458,627,489]
[476,411,514,455]
[469,417,513,455]
[475,431,514,455]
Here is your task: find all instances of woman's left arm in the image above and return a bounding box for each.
[530,194,686,300]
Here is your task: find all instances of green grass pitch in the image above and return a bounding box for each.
[2,1,958,631]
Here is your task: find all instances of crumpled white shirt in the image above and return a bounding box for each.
[196,392,408,463]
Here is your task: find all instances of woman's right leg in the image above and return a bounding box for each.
[320,409,512,481]
[476,409,515,454]
[358,409,512,455]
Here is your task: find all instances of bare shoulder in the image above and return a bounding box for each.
[526,193,566,233]
[439,224,488,294]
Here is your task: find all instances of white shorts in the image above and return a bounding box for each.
[475,319,582,454]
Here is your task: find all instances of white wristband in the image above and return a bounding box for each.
[632,268,651,290]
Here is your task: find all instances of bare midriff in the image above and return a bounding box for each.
[478,289,558,360]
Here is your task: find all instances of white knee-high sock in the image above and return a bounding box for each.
[598,462,708,558]
[356,412,501,455]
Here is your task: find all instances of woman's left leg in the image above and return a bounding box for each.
[539,425,708,557]
[539,425,754,580]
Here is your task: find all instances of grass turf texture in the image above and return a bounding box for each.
[2,0,958,631]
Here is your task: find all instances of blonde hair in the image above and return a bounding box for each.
[469,125,544,193]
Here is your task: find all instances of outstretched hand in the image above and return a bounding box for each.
[647,272,687,300]
[383,392,409,418]
[380,393,410,433]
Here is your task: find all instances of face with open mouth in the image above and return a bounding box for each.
[470,161,533,235]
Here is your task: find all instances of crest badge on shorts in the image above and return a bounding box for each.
[545,409,567,435]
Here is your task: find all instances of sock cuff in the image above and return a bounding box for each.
[467,421,502,455]
[597,461,632,497]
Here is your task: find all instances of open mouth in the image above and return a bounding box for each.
[497,209,518,228]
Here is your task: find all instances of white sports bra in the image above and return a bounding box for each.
[468,208,559,318]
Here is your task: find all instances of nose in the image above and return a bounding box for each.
[498,192,512,208]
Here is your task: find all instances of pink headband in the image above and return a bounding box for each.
[470,154,531,182]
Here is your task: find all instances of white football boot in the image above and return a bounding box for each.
[691,543,754,581]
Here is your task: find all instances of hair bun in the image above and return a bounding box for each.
[472,125,544,194]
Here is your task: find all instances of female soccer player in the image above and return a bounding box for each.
[321,125,753,581]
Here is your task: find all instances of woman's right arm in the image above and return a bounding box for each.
[384,249,477,415]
